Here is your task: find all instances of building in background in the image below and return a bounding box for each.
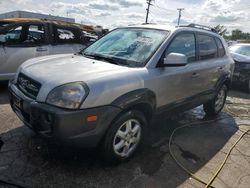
[0,10,75,23]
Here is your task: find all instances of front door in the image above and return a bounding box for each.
[151,32,203,109]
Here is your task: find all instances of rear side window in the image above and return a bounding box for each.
[198,35,217,60]
[53,26,81,44]
[166,33,196,62]
[25,24,45,44]
[215,38,225,57]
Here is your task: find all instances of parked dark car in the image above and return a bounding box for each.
[230,43,250,93]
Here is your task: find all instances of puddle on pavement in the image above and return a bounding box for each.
[177,145,200,164]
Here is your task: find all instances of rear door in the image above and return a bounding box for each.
[197,34,226,94]
[0,23,48,79]
[49,25,85,55]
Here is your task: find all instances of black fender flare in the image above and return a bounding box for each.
[215,73,232,91]
[111,88,156,114]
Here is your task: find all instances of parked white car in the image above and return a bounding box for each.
[0,19,94,80]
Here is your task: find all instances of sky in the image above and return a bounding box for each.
[0,0,249,32]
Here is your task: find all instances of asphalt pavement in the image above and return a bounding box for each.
[0,83,250,188]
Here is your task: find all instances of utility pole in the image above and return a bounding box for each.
[145,0,153,24]
[177,8,184,26]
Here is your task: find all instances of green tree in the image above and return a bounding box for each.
[231,29,243,40]
[214,24,227,36]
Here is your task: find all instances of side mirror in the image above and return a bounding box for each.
[164,53,187,66]
[0,34,6,43]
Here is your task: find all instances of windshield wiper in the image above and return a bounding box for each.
[83,53,119,65]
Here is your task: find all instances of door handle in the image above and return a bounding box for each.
[36,47,48,52]
[191,72,199,78]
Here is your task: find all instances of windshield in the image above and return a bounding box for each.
[230,44,250,57]
[82,28,169,67]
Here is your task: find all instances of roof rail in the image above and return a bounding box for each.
[178,23,218,33]
[141,22,157,25]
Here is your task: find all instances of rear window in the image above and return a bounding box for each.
[198,35,217,60]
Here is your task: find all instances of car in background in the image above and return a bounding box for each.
[229,43,250,93]
[0,18,48,31]
[227,40,237,47]
[81,31,98,45]
[0,20,12,30]
[0,18,96,80]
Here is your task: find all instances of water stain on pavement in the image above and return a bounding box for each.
[177,144,200,164]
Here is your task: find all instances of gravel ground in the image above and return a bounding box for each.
[0,83,250,188]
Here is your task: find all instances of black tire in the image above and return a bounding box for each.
[203,85,228,116]
[101,110,147,164]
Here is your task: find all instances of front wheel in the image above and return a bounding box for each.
[101,110,147,163]
[203,85,228,116]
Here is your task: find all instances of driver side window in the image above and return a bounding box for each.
[0,24,45,46]
[166,33,196,63]
[25,25,45,44]
[2,25,23,45]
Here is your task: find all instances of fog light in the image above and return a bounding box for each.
[87,115,97,122]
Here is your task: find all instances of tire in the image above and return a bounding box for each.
[203,85,228,116]
[101,110,147,164]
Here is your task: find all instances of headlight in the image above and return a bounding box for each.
[46,82,89,109]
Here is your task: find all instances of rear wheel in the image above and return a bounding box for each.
[203,85,228,116]
[101,110,147,163]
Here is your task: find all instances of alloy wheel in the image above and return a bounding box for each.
[113,119,141,158]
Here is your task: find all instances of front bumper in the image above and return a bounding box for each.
[8,82,121,148]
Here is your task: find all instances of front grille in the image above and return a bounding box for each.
[17,73,41,99]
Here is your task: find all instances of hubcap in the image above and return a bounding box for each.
[215,88,226,112]
[113,119,142,157]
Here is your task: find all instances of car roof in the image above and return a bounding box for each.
[126,24,176,31]
[124,24,220,37]
[0,18,95,32]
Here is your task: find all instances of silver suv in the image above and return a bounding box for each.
[9,24,234,162]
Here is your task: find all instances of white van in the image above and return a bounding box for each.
[0,19,95,80]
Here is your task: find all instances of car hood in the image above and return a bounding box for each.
[230,52,250,63]
[19,54,133,85]
[17,54,146,105]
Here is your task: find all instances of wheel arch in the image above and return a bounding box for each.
[111,88,156,121]
[215,74,232,91]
